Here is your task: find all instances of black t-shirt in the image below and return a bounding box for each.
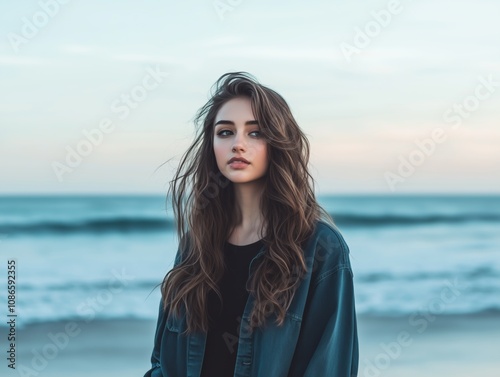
[200,238,264,377]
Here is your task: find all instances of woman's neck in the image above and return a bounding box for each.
[229,181,266,245]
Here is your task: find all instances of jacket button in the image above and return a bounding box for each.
[242,361,251,365]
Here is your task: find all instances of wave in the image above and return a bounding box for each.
[16,280,165,291]
[0,216,174,235]
[2,304,499,329]
[331,213,500,227]
[2,274,499,328]
[357,306,500,318]
[15,266,499,291]
[357,266,499,283]
[1,212,499,235]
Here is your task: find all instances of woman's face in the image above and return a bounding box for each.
[213,97,269,184]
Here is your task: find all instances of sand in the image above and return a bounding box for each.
[1,313,499,377]
[356,312,500,377]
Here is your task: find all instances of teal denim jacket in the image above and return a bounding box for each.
[144,220,359,377]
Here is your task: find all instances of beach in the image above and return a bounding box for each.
[3,313,499,377]
[3,318,157,377]
[356,312,500,377]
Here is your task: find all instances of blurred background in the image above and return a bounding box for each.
[0,1,499,376]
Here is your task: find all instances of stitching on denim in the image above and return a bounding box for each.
[311,222,353,284]
[317,221,351,266]
[285,311,303,322]
[313,265,353,288]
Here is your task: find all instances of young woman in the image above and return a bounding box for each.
[144,72,359,377]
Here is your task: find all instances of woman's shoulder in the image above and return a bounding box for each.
[305,219,353,284]
[313,219,350,251]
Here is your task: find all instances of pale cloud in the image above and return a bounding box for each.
[59,44,100,55]
[202,35,243,48]
[208,45,344,63]
[57,45,181,65]
[109,53,181,64]
[0,55,49,66]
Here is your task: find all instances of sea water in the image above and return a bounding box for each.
[0,194,498,328]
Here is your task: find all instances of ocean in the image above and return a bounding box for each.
[0,194,499,328]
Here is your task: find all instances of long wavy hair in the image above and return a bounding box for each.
[160,71,335,335]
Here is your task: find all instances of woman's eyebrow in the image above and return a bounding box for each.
[214,120,259,127]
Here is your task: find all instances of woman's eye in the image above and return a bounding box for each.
[217,130,261,137]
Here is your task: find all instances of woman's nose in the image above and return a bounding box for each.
[232,143,244,152]
[232,134,246,151]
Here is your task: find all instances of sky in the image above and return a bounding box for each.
[0,0,499,195]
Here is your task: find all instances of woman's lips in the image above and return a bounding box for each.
[228,161,249,169]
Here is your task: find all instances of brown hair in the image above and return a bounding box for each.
[160,71,334,334]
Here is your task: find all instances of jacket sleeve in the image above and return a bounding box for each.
[289,266,359,377]
[143,243,185,377]
[143,298,167,377]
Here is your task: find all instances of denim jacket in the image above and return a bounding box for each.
[143,220,359,377]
